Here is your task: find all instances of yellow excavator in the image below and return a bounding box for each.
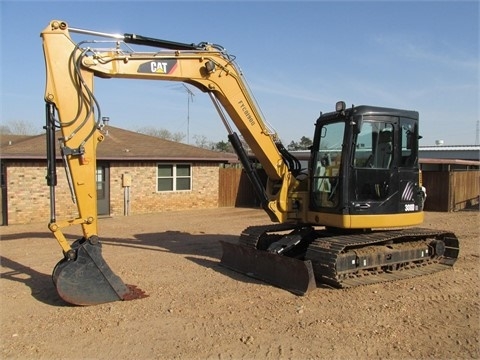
[41,20,459,305]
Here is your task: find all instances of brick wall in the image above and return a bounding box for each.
[4,160,220,225]
[109,161,220,216]
[5,161,77,225]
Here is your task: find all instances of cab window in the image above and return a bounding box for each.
[354,121,394,169]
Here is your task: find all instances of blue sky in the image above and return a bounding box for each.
[1,1,478,146]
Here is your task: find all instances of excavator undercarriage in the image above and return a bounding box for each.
[220,225,459,294]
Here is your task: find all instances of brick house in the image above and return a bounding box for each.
[0,127,237,225]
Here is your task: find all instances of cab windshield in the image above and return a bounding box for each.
[312,121,345,208]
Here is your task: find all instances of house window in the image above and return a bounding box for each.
[157,164,191,192]
[96,166,106,200]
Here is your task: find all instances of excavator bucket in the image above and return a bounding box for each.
[219,241,316,296]
[52,238,134,306]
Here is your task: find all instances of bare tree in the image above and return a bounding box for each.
[1,119,39,135]
[170,132,186,143]
[193,134,214,149]
[0,125,12,135]
[136,126,185,142]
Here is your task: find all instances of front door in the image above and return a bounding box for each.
[96,163,110,216]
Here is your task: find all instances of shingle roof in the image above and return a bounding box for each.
[0,126,238,163]
[0,134,32,147]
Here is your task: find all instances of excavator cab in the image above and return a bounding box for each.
[310,102,425,228]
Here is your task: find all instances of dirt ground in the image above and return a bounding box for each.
[1,207,479,359]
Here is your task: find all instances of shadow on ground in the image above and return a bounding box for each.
[0,255,69,306]
[1,230,276,306]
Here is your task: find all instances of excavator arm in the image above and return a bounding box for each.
[41,20,311,304]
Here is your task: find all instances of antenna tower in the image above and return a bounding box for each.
[182,84,195,144]
[476,119,479,145]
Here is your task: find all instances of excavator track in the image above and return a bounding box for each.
[222,225,459,293]
[305,227,459,288]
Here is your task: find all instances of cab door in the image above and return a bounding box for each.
[350,118,399,214]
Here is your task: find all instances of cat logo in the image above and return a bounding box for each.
[137,60,178,74]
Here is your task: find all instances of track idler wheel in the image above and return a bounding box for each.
[52,237,146,305]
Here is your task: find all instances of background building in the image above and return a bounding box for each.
[1,127,238,225]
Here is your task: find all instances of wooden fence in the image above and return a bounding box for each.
[423,170,479,212]
[221,168,479,212]
[218,167,264,207]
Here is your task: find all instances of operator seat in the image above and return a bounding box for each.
[374,130,393,168]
